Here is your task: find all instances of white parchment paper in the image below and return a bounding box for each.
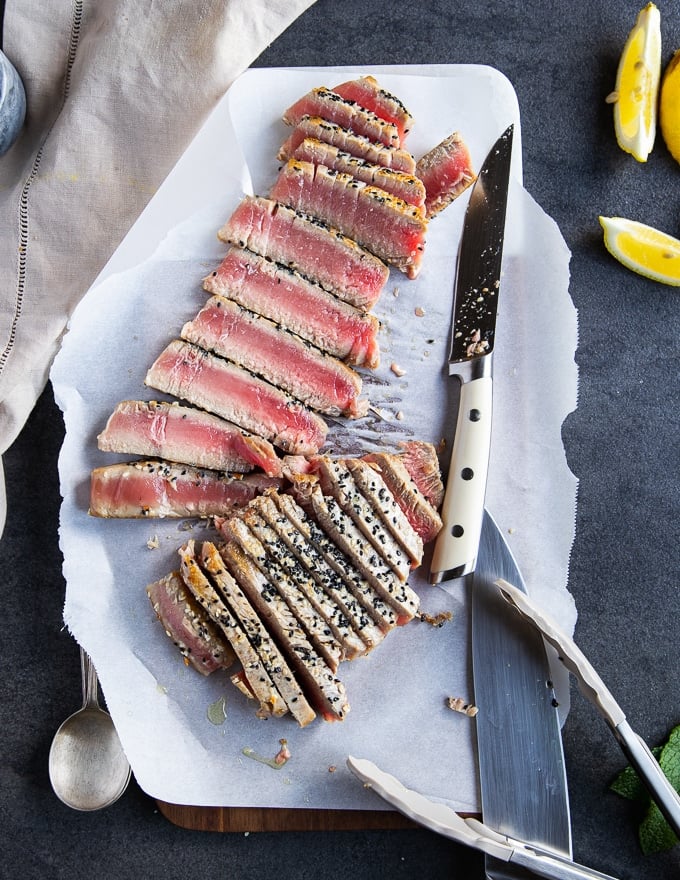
[50,66,578,812]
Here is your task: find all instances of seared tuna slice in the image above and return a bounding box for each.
[332,75,414,144]
[218,196,388,311]
[145,340,328,455]
[200,541,317,727]
[146,570,236,675]
[270,159,427,278]
[345,458,423,566]
[311,456,411,582]
[279,116,416,174]
[415,132,476,218]
[257,492,386,650]
[89,459,280,518]
[223,511,344,671]
[271,490,399,636]
[398,440,445,509]
[178,540,287,718]
[300,483,420,625]
[283,86,400,147]
[219,538,349,722]
[181,295,367,419]
[363,452,443,543]
[203,249,380,368]
[293,138,426,212]
[97,399,282,476]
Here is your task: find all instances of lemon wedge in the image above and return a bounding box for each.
[660,48,680,163]
[599,216,680,285]
[609,3,661,162]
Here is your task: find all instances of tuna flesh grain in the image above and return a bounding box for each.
[89,459,281,518]
[97,399,282,476]
[203,248,381,368]
[283,86,400,148]
[278,115,416,174]
[145,339,329,455]
[293,138,426,213]
[415,131,476,218]
[332,75,414,144]
[181,295,368,418]
[218,195,388,311]
[270,159,427,278]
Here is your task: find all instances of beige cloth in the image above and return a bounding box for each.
[0,0,315,535]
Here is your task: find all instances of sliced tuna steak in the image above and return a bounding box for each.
[178,540,287,718]
[398,439,445,509]
[145,339,328,455]
[89,459,280,518]
[181,295,367,419]
[270,159,427,278]
[311,456,411,582]
[300,482,420,625]
[97,399,282,476]
[200,541,317,727]
[415,131,476,218]
[257,492,386,651]
[219,538,349,722]
[146,570,236,675]
[283,86,400,147]
[345,457,423,566]
[218,196,388,311]
[222,512,344,672]
[363,452,443,543]
[278,115,416,174]
[333,75,414,143]
[271,490,399,636]
[293,138,426,212]
[203,249,380,368]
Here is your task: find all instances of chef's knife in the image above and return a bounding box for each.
[473,509,572,879]
[430,126,514,584]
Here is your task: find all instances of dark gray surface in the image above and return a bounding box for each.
[1,1,679,878]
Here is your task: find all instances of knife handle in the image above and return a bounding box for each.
[430,375,492,582]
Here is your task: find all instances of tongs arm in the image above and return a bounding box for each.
[497,578,680,839]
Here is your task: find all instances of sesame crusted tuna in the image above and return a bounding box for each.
[270,159,427,278]
[218,196,388,311]
[203,248,380,368]
[332,75,414,144]
[415,131,476,218]
[144,340,328,456]
[283,86,400,148]
[293,138,426,212]
[97,399,282,476]
[278,116,416,174]
[181,295,367,419]
[178,540,288,719]
[88,459,281,519]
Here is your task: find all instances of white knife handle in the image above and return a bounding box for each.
[430,375,492,582]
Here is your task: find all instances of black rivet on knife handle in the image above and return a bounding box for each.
[451,524,464,538]
[469,409,482,421]
[461,468,474,480]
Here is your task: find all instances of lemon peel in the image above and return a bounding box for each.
[610,3,661,162]
[599,215,680,286]
[660,48,680,163]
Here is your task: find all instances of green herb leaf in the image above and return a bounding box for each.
[610,724,680,855]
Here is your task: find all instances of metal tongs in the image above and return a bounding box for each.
[348,578,680,880]
[347,755,618,880]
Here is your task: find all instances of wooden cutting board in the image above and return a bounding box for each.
[156,801,418,832]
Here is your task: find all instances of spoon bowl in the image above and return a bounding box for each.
[0,48,26,156]
[49,648,131,811]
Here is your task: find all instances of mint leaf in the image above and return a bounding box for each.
[610,724,680,855]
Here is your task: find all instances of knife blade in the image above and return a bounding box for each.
[430,125,514,584]
[473,509,572,879]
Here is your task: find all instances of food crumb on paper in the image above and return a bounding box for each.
[447,696,479,717]
[242,738,291,769]
[415,306,426,317]
[328,765,337,773]
[420,610,453,628]
[146,534,160,550]
[390,362,406,377]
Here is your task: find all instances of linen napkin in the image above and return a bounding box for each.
[0,0,316,536]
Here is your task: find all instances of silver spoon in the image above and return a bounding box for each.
[0,47,26,156]
[49,647,132,811]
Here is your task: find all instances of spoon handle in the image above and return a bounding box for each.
[80,648,101,710]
